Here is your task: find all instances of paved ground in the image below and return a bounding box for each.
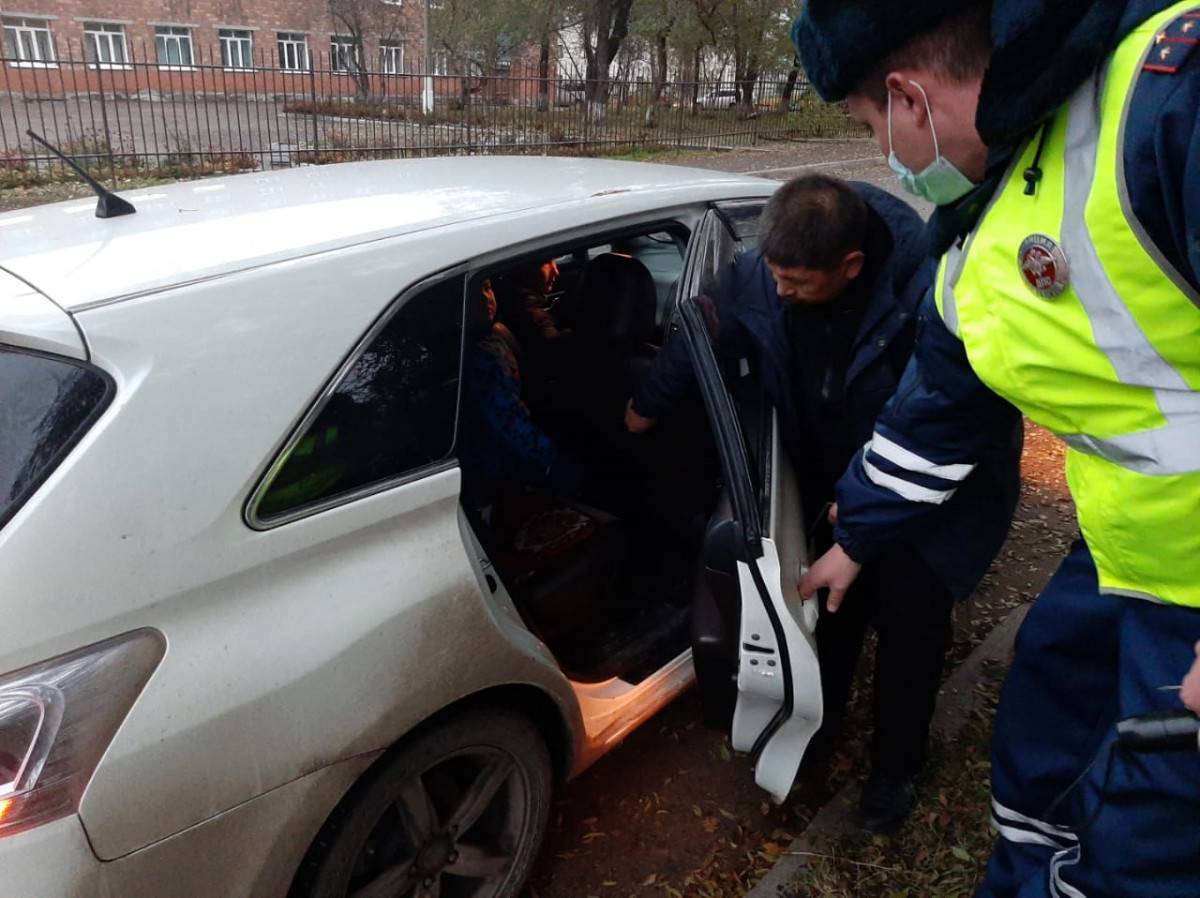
[666,139,934,217]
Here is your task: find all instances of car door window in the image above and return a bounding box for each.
[254,275,465,523]
[678,202,769,493]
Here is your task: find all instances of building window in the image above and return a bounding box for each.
[83,22,127,68]
[253,275,465,523]
[330,35,360,73]
[380,40,404,74]
[3,17,56,66]
[219,28,253,69]
[155,26,193,68]
[432,49,448,76]
[277,32,309,71]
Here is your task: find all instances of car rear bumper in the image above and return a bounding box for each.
[0,816,102,895]
[0,753,377,898]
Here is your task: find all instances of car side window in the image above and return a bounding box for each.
[255,275,465,522]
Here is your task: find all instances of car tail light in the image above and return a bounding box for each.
[0,630,164,838]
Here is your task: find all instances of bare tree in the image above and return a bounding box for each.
[689,0,792,115]
[327,0,411,98]
[629,0,702,125]
[577,0,635,121]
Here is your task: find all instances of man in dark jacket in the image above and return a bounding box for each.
[627,174,1020,831]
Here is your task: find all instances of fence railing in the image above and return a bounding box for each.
[0,41,863,185]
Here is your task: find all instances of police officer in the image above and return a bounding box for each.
[794,1,1200,895]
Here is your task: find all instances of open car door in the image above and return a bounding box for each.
[680,204,823,803]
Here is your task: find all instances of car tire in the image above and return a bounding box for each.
[292,709,553,898]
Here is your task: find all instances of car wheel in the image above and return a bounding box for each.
[294,709,552,898]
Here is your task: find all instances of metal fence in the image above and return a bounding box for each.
[0,41,863,185]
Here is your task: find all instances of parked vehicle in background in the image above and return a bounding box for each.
[697,88,741,109]
[0,157,821,898]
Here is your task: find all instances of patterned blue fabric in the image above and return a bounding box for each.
[457,328,581,496]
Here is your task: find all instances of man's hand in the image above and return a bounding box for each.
[1182,641,1200,715]
[625,399,657,434]
[827,503,838,526]
[799,543,862,613]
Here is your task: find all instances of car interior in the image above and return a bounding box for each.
[457,225,736,687]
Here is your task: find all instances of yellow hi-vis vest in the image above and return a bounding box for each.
[935,0,1200,607]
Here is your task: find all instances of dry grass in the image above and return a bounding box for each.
[797,660,1006,898]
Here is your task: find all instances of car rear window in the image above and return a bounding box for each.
[0,347,112,530]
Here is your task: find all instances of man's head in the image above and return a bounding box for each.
[517,259,560,295]
[481,278,498,322]
[795,2,992,198]
[759,175,868,306]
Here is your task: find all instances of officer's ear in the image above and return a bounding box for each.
[839,250,866,282]
[884,73,930,130]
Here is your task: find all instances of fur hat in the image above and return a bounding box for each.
[791,0,970,102]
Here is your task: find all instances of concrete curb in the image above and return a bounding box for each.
[745,604,1031,898]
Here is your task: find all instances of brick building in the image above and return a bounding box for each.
[0,0,551,97]
[1,0,432,70]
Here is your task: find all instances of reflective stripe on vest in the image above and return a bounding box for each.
[936,0,1200,606]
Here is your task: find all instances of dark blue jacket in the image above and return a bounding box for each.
[833,0,1199,571]
[633,182,1021,598]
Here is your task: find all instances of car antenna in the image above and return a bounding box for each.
[25,129,136,219]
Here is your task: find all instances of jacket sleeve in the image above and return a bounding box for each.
[833,290,1021,563]
[1125,35,1200,293]
[631,259,754,420]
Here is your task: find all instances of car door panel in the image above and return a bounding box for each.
[681,205,822,803]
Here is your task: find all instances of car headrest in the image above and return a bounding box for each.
[573,253,657,347]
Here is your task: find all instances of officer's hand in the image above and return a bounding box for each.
[625,399,657,434]
[827,503,839,526]
[799,544,862,613]
[1182,641,1200,715]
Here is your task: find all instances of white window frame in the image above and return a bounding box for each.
[219,28,253,70]
[155,25,194,70]
[277,31,309,72]
[3,16,57,68]
[330,35,360,73]
[83,21,129,69]
[379,40,404,75]
[432,48,449,76]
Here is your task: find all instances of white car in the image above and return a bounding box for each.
[698,88,741,109]
[0,157,822,898]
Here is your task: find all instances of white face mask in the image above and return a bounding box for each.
[887,80,976,206]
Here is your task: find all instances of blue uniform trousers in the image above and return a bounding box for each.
[978,541,1200,898]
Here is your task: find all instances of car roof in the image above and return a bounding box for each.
[0,157,772,312]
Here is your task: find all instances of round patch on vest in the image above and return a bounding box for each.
[1018,234,1070,298]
